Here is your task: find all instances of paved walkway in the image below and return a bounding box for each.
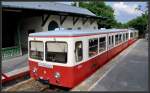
[90,39,148,91]
[2,54,28,75]
[2,39,148,91]
[72,39,148,91]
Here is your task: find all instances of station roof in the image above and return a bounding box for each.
[29,29,129,37]
[2,2,99,18]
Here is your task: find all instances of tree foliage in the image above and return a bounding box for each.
[125,13,148,36]
[72,2,148,36]
[72,1,120,29]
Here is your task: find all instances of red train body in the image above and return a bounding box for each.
[28,29,138,88]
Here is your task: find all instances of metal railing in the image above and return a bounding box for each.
[2,46,21,60]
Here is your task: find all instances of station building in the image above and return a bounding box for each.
[2,2,104,60]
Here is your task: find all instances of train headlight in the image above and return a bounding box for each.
[54,72,61,78]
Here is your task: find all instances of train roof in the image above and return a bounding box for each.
[29,29,131,37]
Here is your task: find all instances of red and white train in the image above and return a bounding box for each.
[28,29,138,88]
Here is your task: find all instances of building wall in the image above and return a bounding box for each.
[43,15,98,31]
[20,16,42,50]
[19,15,98,49]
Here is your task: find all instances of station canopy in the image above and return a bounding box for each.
[2,2,104,19]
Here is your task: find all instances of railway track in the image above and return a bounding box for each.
[2,78,70,92]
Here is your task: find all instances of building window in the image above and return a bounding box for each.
[93,26,96,29]
[46,42,67,63]
[99,37,106,52]
[89,38,98,57]
[48,21,59,31]
[75,41,83,62]
[30,41,44,60]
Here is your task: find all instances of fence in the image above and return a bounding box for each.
[2,46,21,60]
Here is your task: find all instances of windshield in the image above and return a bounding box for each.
[46,42,68,63]
[30,41,44,60]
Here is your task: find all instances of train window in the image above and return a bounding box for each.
[30,41,44,60]
[134,32,135,38]
[118,34,122,43]
[115,34,119,45]
[46,42,67,63]
[89,38,98,57]
[77,27,81,30]
[75,41,83,62]
[108,36,111,45]
[99,37,106,52]
[123,34,126,41]
[134,32,137,38]
[108,36,114,48]
[126,33,128,40]
[67,28,72,30]
[112,36,114,45]
[111,36,114,47]
[136,32,138,38]
[135,32,137,38]
[130,32,133,38]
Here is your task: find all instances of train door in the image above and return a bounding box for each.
[98,35,107,66]
[88,38,99,71]
[74,40,85,83]
[123,32,128,48]
[107,33,115,59]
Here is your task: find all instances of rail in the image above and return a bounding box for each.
[2,78,69,92]
[1,46,21,60]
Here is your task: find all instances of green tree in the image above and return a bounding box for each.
[126,13,148,37]
[73,1,118,29]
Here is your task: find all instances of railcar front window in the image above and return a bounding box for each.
[46,42,67,63]
[30,41,44,60]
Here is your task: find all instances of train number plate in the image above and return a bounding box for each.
[38,62,53,68]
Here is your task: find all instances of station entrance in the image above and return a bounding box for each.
[2,9,42,60]
[2,11,22,60]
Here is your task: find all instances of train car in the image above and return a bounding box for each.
[28,29,138,88]
[128,29,138,45]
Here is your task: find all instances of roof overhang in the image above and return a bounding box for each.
[2,5,105,20]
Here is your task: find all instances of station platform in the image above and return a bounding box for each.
[71,39,148,91]
[2,54,29,83]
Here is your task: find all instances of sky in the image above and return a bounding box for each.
[58,2,148,23]
[105,2,148,23]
